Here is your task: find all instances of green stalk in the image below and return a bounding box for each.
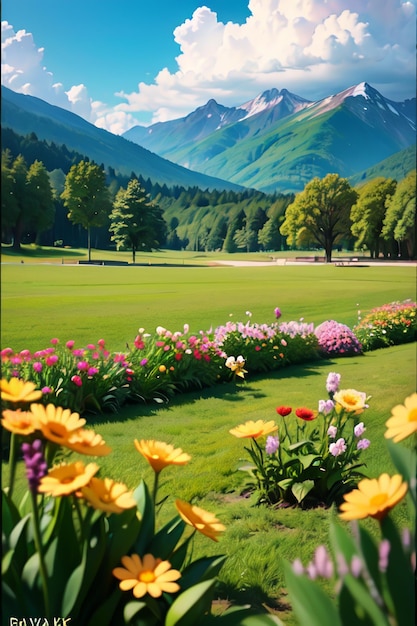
[7,433,18,498]
[152,471,160,506]
[30,490,51,619]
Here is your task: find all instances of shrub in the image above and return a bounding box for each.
[314,320,362,357]
[353,300,417,352]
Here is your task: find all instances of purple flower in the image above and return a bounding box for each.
[140,358,148,367]
[329,438,347,456]
[327,425,338,439]
[274,307,282,319]
[354,422,366,437]
[357,438,371,450]
[265,436,279,454]
[378,539,390,573]
[21,439,47,493]
[41,386,52,394]
[87,367,99,376]
[326,372,341,394]
[319,399,335,415]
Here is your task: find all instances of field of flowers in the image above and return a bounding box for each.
[1,299,416,625]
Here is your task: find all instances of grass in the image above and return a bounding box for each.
[1,248,416,623]
[1,259,415,353]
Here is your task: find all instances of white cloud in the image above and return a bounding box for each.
[2,0,416,133]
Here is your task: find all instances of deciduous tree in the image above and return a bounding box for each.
[382,170,416,259]
[350,177,397,258]
[61,160,112,261]
[280,174,358,262]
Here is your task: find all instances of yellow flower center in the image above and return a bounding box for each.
[139,570,156,583]
[370,493,387,507]
[48,423,67,437]
[408,408,417,422]
[344,394,358,406]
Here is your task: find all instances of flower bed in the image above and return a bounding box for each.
[353,299,417,351]
[1,301,415,416]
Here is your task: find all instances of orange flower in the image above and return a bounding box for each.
[1,378,42,404]
[30,403,86,446]
[134,439,191,473]
[81,477,136,513]
[38,461,99,497]
[339,473,408,521]
[113,553,181,598]
[66,428,112,456]
[229,419,277,439]
[1,409,39,435]
[384,393,417,443]
[175,499,226,541]
[295,407,317,421]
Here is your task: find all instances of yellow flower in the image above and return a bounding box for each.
[175,499,226,542]
[384,393,417,442]
[225,355,247,378]
[339,473,408,521]
[1,409,39,435]
[333,388,368,414]
[134,439,191,473]
[30,403,86,446]
[229,419,277,439]
[38,461,99,497]
[81,477,136,513]
[1,378,42,404]
[113,553,181,598]
[66,428,112,456]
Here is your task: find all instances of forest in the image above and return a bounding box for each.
[1,128,415,259]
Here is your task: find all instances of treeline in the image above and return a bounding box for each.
[1,128,292,253]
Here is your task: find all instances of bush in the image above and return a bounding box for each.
[353,300,417,352]
[314,320,362,357]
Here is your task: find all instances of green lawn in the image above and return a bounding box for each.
[1,252,416,623]
[1,261,415,353]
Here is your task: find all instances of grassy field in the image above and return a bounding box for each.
[1,257,415,353]
[1,247,416,623]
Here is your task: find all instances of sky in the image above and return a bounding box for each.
[1,0,416,135]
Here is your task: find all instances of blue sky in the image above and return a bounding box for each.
[2,0,416,134]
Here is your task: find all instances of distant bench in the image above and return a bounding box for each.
[295,256,326,263]
[78,260,129,266]
[334,258,359,266]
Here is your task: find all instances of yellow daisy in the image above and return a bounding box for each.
[30,403,86,446]
[175,499,226,541]
[66,428,112,456]
[339,473,408,521]
[1,409,40,435]
[81,477,136,513]
[113,553,181,598]
[229,419,277,439]
[1,378,42,404]
[38,461,99,497]
[384,393,417,442]
[134,439,191,473]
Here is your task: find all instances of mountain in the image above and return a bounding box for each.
[0,86,243,192]
[349,144,416,187]
[123,88,311,159]
[124,82,416,193]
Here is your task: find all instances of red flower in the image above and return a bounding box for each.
[295,407,317,421]
[276,406,292,416]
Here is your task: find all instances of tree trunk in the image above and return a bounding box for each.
[87,226,91,262]
[132,247,136,263]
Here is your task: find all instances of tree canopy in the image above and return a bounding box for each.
[61,160,112,261]
[109,178,167,262]
[280,173,358,262]
[382,169,416,259]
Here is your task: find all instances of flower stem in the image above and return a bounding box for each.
[30,490,51,619]
[152,471,160,506]
[7,433,18,499]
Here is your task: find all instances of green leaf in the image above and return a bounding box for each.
[291,480,314,503]
[2,489,21,536]
[165,579,216,626]
[299,454,321,470]
[343,574,391,626]
[329,516,358,564]
[386,439,416,508]
[133,480,156,553]
[180,555,227,590]
[123,600,148,622]
[283,562,342,626]
[88,587,123,626]
[148,516,185,560]
[107,506,141,568]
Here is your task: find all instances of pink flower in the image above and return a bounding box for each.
[87,367,99,376]
[33,361,43,373]
[354,422,366,437]
[327,425,338,438]
[66,340,75,350]
[329,438,347,456]
[97,339,106,348]
[357,438,371,450]
[77,361,89,371]
[86,344,96,350]
[71,375,82,387]
[140,358,148,366]
[73,349,84,357]
[42,386,52,394]
[274,307,282,319]
[50,338,59,345]
[46,355,58,366]
[134,335,145,350]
